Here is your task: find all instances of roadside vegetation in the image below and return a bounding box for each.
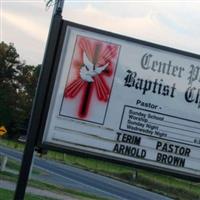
[45,150,200,200]
[0,155,111,200]
[0,188,56,200]
[0,171,110,200]
[1,138,200,200]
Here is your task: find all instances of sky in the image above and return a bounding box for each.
[1,0,200,65]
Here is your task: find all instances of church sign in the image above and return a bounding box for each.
[40,21,200,180]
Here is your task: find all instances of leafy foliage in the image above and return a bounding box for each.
[0,42,40,137]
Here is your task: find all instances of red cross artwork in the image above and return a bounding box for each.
[62,36,120,122]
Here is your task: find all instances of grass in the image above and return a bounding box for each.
[137,170,200,200]
[46,152,200,200]
[0,171,16,182]
[0,188,57,200]
[0,138,24,151]
[1,138,200,200]
[2,158,41,175]
[29,179,111,200]
[0,154,111,200]
[0,171,110,200]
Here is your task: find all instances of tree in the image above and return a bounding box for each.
[0,42,40,138]
[0,42,22,135]
[16,64,41,134]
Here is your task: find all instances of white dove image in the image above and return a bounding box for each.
[80,53,109,82]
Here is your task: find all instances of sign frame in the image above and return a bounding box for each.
[36,19,200,182]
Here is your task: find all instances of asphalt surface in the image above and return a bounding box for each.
[0,146,172,200]
[0,180,75,200]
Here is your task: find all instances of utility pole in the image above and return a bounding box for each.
[14,1,64,199]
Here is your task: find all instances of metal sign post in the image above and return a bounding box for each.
[14,1,64,199]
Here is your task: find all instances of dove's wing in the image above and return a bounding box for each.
[95,62,109,74]
[83,52,93,70]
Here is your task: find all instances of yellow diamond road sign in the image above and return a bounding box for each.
[0,126,7,136]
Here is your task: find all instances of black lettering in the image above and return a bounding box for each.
[185,148,191,157]
[113,143,146,159]
[168,155,173,164]
[124,70,176,98]
[124,145,131,155]
[141,53,152,70]
[116,132,121,141]
[131,147,136,156]
[156,153,185,167]
[162,143,168,152]
[188,64,200,85]
[162,85,170,96]
[179,147,185,155]
[174,145,180,154]
[142,80,152,94]
[156,152,162,162]
[141,149,146,158]
[124,70,137,87]
[113,143,119,153]
[168,144,173,153]
[173,156,185,167]
[161,154,168,163]
[119,144,125,154]
[156,141,162,149]
[135,79,143,90]
[185,87,196,103]
[170,83,176,98]
[121,133,141,145]
[152,79,158,93]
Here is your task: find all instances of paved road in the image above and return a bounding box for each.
[0,180,76,200]
[0,146,172,200]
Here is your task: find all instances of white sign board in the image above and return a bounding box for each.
[42,23,200,179]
